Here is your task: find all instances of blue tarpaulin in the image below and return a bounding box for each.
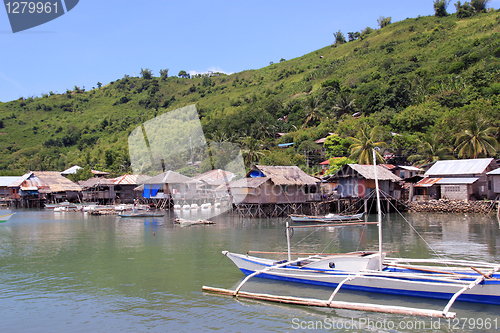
[142,184,161,198]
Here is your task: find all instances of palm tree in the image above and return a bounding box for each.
[332,94,356,117]
[241,136,266,168]
[408,133,453,166]
[303,96,324,127]
[347,125,388,164]
[454,112,498,159]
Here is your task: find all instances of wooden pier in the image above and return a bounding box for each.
[234,197,403,218]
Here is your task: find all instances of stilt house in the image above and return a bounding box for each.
[229,165,320,204]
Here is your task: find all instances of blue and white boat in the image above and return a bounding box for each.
[204,150,500,318]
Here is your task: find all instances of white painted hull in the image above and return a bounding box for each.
[223,251,500,305]
[290,213,364,223]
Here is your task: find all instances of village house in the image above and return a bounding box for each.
[486,168,500,199]
[229,165,320,205]
[0,176,21,206]
[414,158,499,201]
[192,169,235,198]
[8,171,82,207]
[78,177,116,204]
[140,170,201,200]
[381,164,423,180]
[333,164,402,199]
[111,174,151,203]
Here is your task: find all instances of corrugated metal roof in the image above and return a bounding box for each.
[415,177,442,187]
[425,158,497,176]
[9,172,33,187]
[337,164,401,181]
[61,165,82,175]
[0,176,21,187]
[436,177,479,185]
[111,174,151,185]
[399,165,423,172]
[254,165,319,186]
[91,169,110,176]
[487,168,500,175]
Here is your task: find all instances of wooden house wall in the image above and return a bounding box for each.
[115,185,139,202]
[491,175,500,194]
[337,178,391,198]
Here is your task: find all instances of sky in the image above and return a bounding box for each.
[1,0,499,103]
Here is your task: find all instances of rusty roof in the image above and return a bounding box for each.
[111,174,151,185]
[253,165,319,186]
[415,177,442,187]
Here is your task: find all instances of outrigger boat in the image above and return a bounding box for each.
[203,150,500,318]
[289,212,364,223]
[0,212,15,223]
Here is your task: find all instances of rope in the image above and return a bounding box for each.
[201,253,227,271]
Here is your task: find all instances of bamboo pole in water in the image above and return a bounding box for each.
[201,286,456,319]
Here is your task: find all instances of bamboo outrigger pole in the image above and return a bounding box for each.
[201,286,456,319]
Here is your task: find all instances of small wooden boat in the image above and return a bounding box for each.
[174,218,215,226]
[45,201,78,210]
[118,212,164,218]
[289,212,364,223]
[0,212,15,223]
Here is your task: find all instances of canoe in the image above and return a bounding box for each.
[0,212,15,223]
[289,212,364,223]
[118,213,164,218]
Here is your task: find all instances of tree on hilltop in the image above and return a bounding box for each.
[178,70,190,79]
[433,0,450,17]
[377,16,392,28]
[140,68,153,79]
[333,30,346,45]
[159,69,169,80]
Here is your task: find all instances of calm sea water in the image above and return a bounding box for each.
[1,208,500,332]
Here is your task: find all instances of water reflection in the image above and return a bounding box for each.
[0,209,499,332]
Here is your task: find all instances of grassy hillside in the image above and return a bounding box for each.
[2,9,500,176]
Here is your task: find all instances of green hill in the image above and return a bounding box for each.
[2,9,500,176]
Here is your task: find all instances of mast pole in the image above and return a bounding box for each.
[373,149,383,271]
[286,221,292,262]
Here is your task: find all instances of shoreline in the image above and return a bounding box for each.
[408,199,497,214]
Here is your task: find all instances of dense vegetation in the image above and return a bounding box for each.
[2,4,500,177]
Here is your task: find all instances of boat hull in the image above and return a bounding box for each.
[0,212,15,223]
[290,213,364,223]
[224,252,500,305]
[118,214,164,218]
